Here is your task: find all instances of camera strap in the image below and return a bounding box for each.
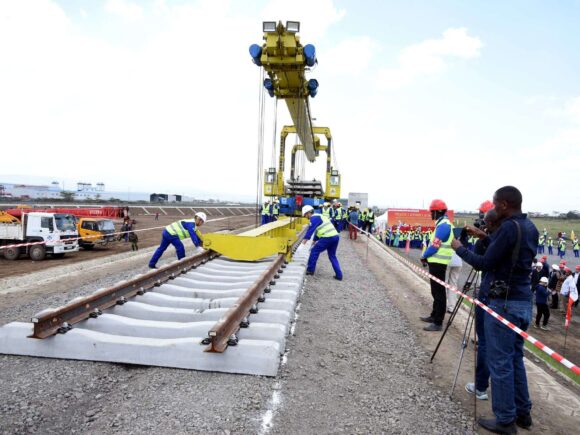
[504,219,522,303]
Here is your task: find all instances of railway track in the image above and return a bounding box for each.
[0,230,309,376]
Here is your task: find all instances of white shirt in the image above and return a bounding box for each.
[449,252,463,268]
[561,275,579,302]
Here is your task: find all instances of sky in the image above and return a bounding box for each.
[1,0,579,213]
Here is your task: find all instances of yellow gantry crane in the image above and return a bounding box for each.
[250,21,341,214]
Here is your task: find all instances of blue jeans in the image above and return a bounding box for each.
[149,230,185,267]
[485,299,533,424]
[261,215,269,225]
[475,305,490,392]
[307,235,342,279]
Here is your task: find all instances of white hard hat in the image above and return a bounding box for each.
[302,205,314,216]
[552,264,559,271]
[195,212,207,223]
[539,277,549,284]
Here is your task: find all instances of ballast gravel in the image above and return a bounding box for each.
[0,233,473,434]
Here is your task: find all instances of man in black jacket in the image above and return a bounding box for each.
[452,186,538,434]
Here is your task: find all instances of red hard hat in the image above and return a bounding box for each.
[429,199,447,212]
[479,200,494,213]
[576,265,580,271]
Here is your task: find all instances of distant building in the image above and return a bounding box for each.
[76,182,106,200]
[347,192,368,209]
[150,193,184,203]
[0,181,62,200]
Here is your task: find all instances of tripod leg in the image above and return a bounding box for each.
[430,295,463,362]
[449,302,476,399]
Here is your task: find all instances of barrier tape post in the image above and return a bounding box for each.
[350,223,580,377]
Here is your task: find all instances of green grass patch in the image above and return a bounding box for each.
[460,299,579,384]
[524,341,580,385]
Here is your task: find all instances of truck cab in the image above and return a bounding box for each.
[0,212,79,260]
[77,218,116,250]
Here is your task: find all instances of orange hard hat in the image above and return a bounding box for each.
[429,199,447,212]
[479,200,494,213]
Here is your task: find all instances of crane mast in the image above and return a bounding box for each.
[249,21,341,215]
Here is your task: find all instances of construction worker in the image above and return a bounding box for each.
[558,238,566,258]
[574,238,579,258]
[340,203,348,231]
[148,212,207,269]
[271,199,280,221]
[547,236,554,255]
[420,199,454,332]
[538,234,545,254]
[321,202,331,218]
[367,208,375,234]
[261,200,270,225]
[301,205,343,280]
[360,208,368,231]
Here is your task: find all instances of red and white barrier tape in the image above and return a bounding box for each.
[0,215,253,251]
[352,223,580,376]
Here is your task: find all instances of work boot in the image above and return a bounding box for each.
[333,276,342,281]
[420,316,434,323]
[516,414,532,430]
[423,323,442,332]
[149,265,157,269]
[305,271,314,276]
[478,417,517,434]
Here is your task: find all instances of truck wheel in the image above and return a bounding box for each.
[52,253,65,259]
[3,247,20,261]
[29,245,46,261]
[81,243,94,251]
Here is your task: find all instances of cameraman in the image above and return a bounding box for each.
[451,186,538,434]
[463,208,501,402]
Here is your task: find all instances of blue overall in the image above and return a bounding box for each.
[149,221,201,268]
[304,214,343,280]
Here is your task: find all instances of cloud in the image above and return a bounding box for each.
[377,28,483,90]
[104,0,144,22]
[324,36,377,76]
[260,0,345,41]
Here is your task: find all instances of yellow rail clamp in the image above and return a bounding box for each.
[202,217,308,261]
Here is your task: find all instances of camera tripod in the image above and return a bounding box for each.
[430,267,481,399]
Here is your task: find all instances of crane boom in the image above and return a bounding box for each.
[249,21,319,162]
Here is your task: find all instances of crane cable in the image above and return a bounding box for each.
[271,98,278,172]
[255,68,266,227]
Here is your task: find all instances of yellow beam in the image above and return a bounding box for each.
[202,217,308,261]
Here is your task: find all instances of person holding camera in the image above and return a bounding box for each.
[462,208,501,402]
[451,186,538,434]
[419,199,454,332]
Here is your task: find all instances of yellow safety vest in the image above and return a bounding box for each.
[166,219,197,240]
[315,215,339,238]
[322,207,331,217]
[262,204,270,216]
[272,204,279,216]
[427,217,455,265]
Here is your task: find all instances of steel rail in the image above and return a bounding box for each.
[30,250,217,339]
[205,224,307,353]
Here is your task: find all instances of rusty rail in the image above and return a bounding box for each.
[205,225,307,352]
[30,250,217,339]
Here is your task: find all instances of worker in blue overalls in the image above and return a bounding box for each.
[148,212,206,268]
[301,205,343,280]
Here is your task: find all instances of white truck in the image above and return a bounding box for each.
[0,212,79,260]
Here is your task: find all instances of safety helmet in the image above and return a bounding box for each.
[576,265,580,271]
[552,264,559,271]
[324,202,330,207]
[478,200,494,213]
[539,277,549,284]
[429,199,447,211]
[302,205,314,216]
[195,212,207,223]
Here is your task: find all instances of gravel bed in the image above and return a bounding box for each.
[0,233,475,434]
[268,234,474,434]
